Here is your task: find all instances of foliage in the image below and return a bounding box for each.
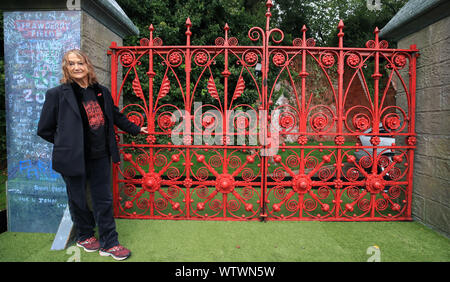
[275,0,408,47]
[117,0,266,46]
[316,0,408,47]
[326,0,409,100]
[117,0,265,114]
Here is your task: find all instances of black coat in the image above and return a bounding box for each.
[37,83,140,176]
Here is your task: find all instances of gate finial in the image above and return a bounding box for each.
[337,20,344,48]
[265,0,273,30]
[224,23,230,41]
[185,17,192,45]
[374,26,380,45]
[301,25,307,45]
[149,24,154,42]
[185,17,192,28]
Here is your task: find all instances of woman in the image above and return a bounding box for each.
[38,49,147,260]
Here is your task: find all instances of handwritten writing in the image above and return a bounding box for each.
[4,11,81,233]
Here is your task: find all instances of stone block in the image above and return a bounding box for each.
[430,16,450,45]
[434,158,450,181]
[82,13,122,47]
[411,193,425,220]
[437,36,450,63]
[417,36,450,67]
[415,86,441,112]
[441,85,450,110]
[412,172,427,196]
[413,154,434,177]
[416,60,450,91]
[415,64,433,90]
[427,136,450,159]
[80,11,124,90]
[398,25,431,50]
[424,199,450,237]
[82,36,109,69]
[418,44,440,66]
[415,111,450,134]
[437,61,450,87]
[414,172,450,204]
[414,135,429,156]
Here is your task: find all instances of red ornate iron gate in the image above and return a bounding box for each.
[108,1,418,221]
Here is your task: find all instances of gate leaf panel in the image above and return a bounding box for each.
[109,1,418,221]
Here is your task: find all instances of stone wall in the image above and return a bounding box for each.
[396,16,450,237]
[81,12,122,90]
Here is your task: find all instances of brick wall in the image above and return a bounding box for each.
[396,16,450,237]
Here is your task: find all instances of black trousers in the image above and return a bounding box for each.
[62,156,119,250]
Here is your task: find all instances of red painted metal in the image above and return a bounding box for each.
[108,1,418,221]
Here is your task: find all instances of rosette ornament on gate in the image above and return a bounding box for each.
[267,151,336,219]
[190,150,261,219]
[342,150,409,219]
[117,148,187,218]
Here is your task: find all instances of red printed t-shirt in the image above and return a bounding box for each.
[80,86,108,159]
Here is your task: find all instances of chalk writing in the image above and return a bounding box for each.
[4,11,81,233]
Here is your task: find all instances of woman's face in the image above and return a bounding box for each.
[67,53,89,85]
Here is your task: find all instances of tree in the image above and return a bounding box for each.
[271,0,310,43]
[116,0,267,46]
[274,0,407,47]
[320,0,408,47]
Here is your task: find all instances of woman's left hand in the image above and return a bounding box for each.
[140,127,148,133]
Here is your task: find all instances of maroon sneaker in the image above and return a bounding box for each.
[76,236,100,252]
[99,245,131,261]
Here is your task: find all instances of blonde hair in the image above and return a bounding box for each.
[60,49,98,85]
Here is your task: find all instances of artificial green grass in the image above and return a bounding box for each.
[0,220,449,262]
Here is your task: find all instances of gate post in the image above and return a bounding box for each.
[0,0,138,233]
